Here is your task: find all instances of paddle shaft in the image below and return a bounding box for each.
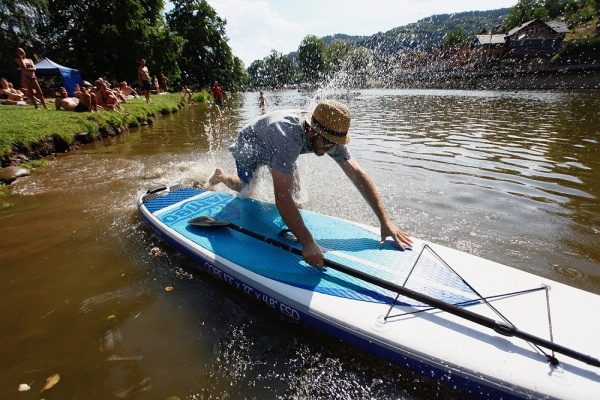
[223,221,600,368]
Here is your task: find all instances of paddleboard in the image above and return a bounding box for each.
[138,184,600,399]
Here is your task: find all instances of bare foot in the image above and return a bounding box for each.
[207,168,224,187]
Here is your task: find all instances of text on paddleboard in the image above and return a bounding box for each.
[203,261,300,320]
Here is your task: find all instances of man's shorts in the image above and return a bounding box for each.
[74,101,88,112]
[236,160,259,184]
[141,80,152,91]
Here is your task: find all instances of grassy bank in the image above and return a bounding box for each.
[0,91,211,163]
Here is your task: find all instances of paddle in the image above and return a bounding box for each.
[187,215,600,368]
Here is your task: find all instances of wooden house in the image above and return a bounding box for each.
[473,34,508,63]
[505,19,569,58]
[473,19,570,62]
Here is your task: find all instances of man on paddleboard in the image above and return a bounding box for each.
[208,99,413,269]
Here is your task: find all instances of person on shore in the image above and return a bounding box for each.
[118,81,138,98]
[73,84,82,99]
[1,78,27,105]
[207,100,413,269]
[79,83,97,111]
[181,86,193,104]
[211,80,223,111]
[55,86,96,112]
[14,48,48,109]
[153,75,159,93]
[159,73,169,93]
[138,59,152,103]
[96,82,121,111]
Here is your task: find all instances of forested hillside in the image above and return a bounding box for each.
[328,9,510,56]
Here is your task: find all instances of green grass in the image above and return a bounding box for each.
[0,92,210,159]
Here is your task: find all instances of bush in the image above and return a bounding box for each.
[553,37,600,62]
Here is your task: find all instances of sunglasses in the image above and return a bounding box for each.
[320,134,336,149]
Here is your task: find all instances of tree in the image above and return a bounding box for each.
[324,39,349,75]
[296,35,326,83]
[0,0,48,80]
[247,59,266,88]
[342,47,374,88]
[246,51,296,89]
[262,50,296,88]
[504,0,549,30]
[39,0,181,84]
[167,0,243,90]
[442,28,468,49]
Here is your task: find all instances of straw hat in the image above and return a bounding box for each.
[306,100,351,145]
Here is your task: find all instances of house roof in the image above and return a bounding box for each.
[546,21,570,34]
[507,19,570,36]
[476,34,506,45]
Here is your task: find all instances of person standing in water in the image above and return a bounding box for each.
[211,80,223,114]
[14,48,48,109]
[258,90,268,113]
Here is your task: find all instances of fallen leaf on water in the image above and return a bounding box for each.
[18,383,31,392]
[150,247,163,257]
[41,373,60,391]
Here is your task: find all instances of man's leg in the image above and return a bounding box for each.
[82,93,92,111]
[208,168,243,192]
[89,93,98,111]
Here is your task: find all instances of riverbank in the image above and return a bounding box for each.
[0,92,210,183]
[394,63,600,90]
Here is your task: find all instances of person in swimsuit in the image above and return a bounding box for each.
[96,82,121,111]
[14,48,48,109]
[1,78,26,101]
[138,58,152,103]
[258,90,268,113]
[0,78,27,105]
[55,86,96,112]
[118,81,138,98]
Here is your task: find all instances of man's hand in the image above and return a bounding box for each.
[301,240,325,269]
[380,220,413,250]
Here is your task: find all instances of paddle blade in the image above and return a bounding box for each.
[188,216,231,227]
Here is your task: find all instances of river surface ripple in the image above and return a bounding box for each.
[0,89,598,399]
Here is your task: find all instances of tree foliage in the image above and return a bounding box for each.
[166,0,244,90]
[442,28,468,49]
[0,0,242,91]
[38,0,183,84]
[504,0,549,29]
[342,47,374,87]
[324,39,349,75]
[0,0,48,81]
[504,0,599,31]
[246,51,296,88]
[296,35,326,83]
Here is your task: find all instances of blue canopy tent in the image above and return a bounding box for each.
[27,58,83,97]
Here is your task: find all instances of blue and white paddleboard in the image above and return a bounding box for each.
[138,184,600,399]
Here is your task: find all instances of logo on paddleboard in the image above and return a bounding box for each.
[161,193,232,224]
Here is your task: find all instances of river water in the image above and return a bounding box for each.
[1,89,599,399]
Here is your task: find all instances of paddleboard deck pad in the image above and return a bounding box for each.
[138,184,600,399]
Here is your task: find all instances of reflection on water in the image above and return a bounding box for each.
[0,89,598,399]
